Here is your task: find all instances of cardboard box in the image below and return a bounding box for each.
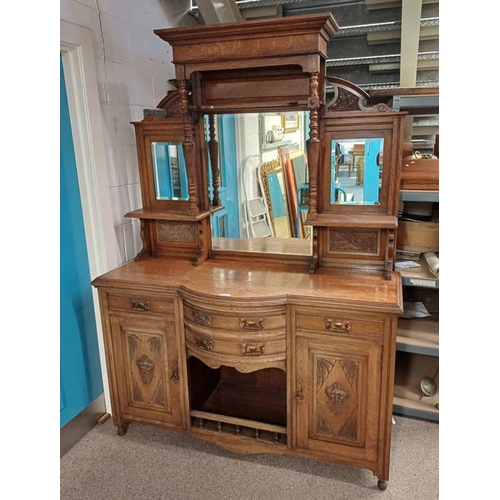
[397,219,439,253]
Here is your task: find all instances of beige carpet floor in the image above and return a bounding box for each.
[60,415,438,500]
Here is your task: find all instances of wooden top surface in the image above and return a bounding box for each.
[153,13,339,80]
[93,258,402,314]
[154,13,338,46]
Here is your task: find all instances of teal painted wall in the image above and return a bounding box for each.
[60,56,103,427]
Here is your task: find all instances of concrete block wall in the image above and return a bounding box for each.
[60,0,196,265]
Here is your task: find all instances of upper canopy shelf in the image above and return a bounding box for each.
[154,13,339,81]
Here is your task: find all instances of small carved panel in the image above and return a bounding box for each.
[325,382,349,414]
[157,221,197,243]
[329,228,379,254]
[156,89,184,117]
[314,356,360,441]
[328,86,360,111]
[126,334,166,408]
[136,354,155,384]
[325,78,390,114]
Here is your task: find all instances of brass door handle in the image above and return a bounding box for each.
[294,379,304,402]
[170,361,179,382]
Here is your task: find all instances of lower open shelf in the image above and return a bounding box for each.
[393,351,439,421]
[397,317,439,355]
[199,379,287,426]
[188,358,288,444]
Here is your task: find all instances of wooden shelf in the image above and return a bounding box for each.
[393,351,439,421]
[200,379,287,427]
[397,317,438,356]
[261,139,292,151]
[125,208,211,221]
[393,397,439,421]
[400,190,439,203]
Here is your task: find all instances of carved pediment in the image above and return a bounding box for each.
[156,87,192,118]
[326,77,389,113]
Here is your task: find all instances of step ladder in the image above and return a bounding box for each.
[242,155,273,238]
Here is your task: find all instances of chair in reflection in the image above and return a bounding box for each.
[242,154,273,238]
[351,143,365,178]
[357,157,365,186]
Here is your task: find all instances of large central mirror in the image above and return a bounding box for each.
[204,112,312,257]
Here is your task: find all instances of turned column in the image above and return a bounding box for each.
[179,79,199,216]
[306,73,320,220]
[207,114,221,207]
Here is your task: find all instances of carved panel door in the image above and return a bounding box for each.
[109,314,183,427]
[294,333,383,464]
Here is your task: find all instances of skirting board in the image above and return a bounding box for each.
[60,394,107,456]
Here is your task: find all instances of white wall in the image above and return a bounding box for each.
[60,0,196,265]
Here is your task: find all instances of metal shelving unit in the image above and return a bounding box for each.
[394,188,439,422]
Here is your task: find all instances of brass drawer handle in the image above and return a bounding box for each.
[194,334,213,351]
[192,310,212,326]
[240,343,264,356]
[239,318,264,330]
[325,318,352,333]
[130,299,150,312]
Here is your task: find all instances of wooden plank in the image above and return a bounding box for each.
[190,410,287,435]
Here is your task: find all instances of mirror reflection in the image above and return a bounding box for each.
[152,142,189,200]
[206,112,312,255]
[331,138,383,205]
[259,158,291,238]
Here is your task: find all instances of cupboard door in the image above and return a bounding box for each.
[295,333,383,464]
[109,314,182,427]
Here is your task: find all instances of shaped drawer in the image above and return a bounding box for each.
[183,303,285,333]
[295,308,385,339]
[106,292,174,316]
[185,326,286,360]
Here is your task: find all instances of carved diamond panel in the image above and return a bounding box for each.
[314,357,359,441]
[126,333,167,408]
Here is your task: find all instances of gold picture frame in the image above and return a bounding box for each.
[281,113,299,133]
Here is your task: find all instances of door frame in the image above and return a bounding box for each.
[60,20,118,413]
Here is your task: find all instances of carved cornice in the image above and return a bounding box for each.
[325,77,389,113]
[156,89,185,118]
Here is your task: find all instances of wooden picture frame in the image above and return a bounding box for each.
[282,113,299,133]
